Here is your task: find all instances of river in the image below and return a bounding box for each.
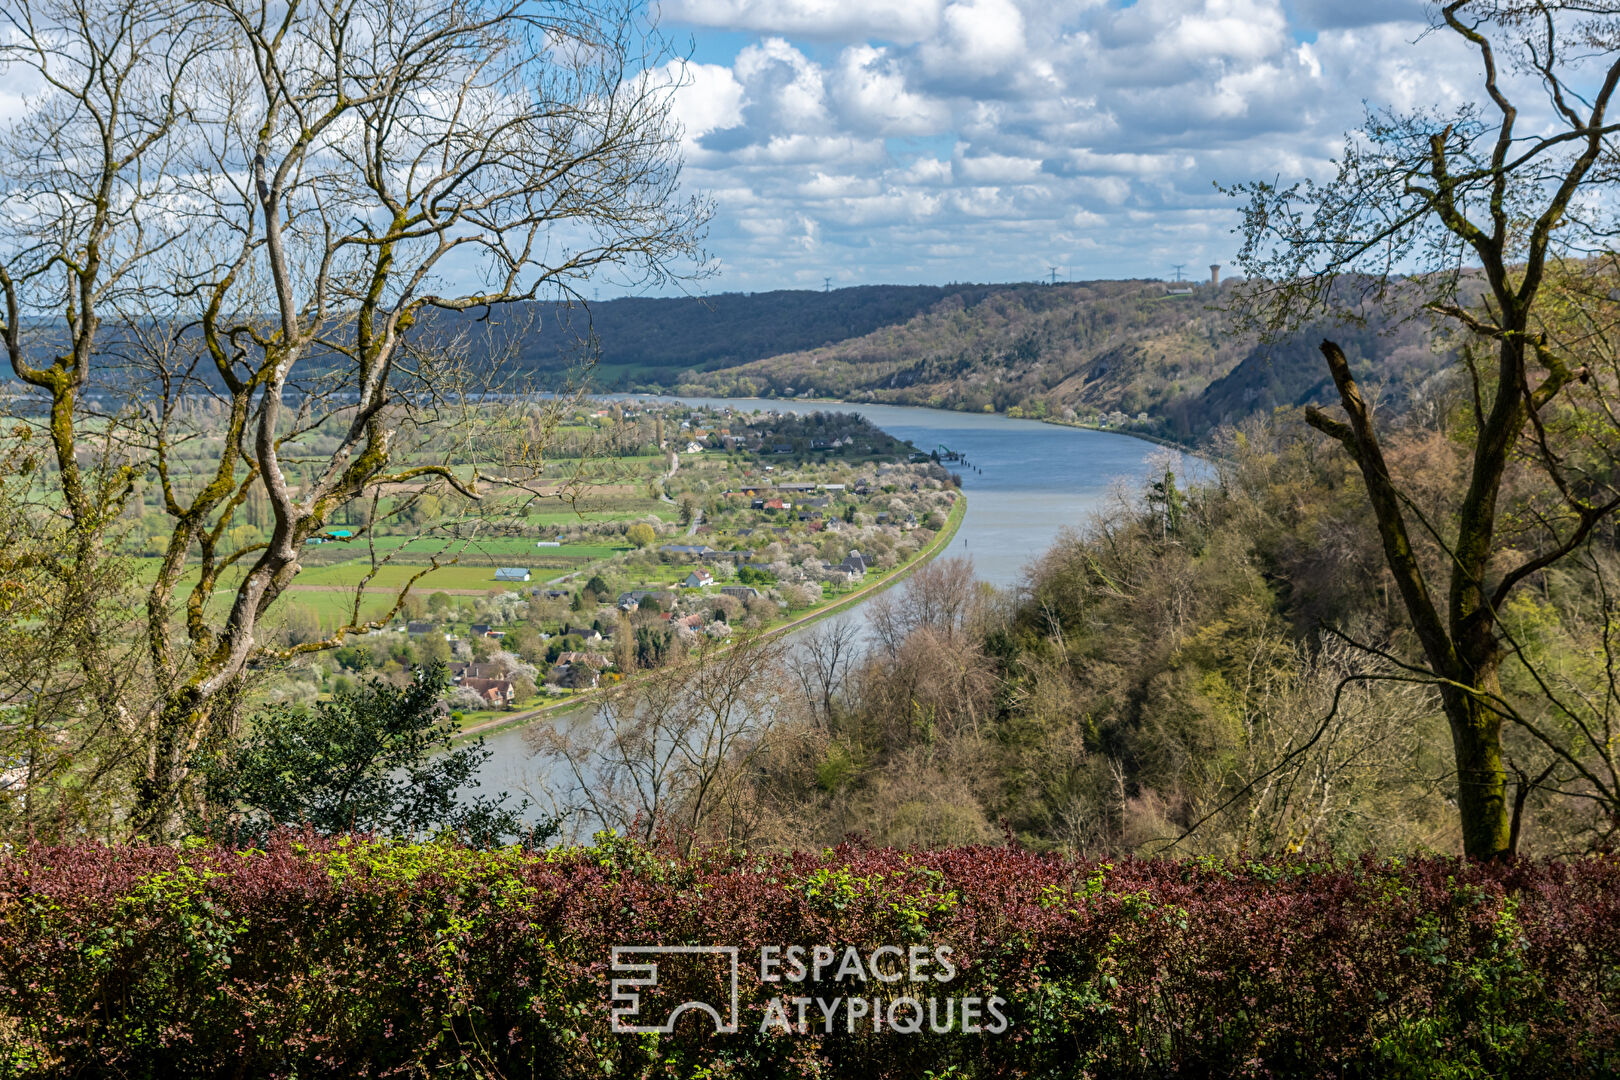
[469,399,1184,817]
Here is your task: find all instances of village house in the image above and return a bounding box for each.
[835,550,868,578]
[493,567,531,582]
[548,663,598,690]
[449,662,507,683]
[461,677,516,708]
[683,569,715,589]
[407,620,435,635]
[618,589,673,612]
[721,585,759,600]
[556,651,611,668]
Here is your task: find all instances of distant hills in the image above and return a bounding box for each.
[461,284,1006,382]
[27,279,1446,446]
[482,278,1448,444]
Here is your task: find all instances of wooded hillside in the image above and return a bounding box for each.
[504,280,1449,442]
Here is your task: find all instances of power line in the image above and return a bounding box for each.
[823,276,831,293]
[1171,264,1185,282]
[1047,266,1058,286]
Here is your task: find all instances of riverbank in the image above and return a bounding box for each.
[1037,415,1193,451]
[642,388,1202,451]
[452,490,967,744]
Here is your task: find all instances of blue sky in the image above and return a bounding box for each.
[640,0,1481,295]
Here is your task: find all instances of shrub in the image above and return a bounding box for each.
[0,841,1616,1077]
[191,667,540,850]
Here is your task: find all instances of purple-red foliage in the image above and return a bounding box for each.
[0,835,1616,1077]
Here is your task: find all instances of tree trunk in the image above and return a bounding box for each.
[1307,340,1513,860]
[1440,684,1511,858]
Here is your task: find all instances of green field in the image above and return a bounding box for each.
[291,564,555,591]
[302,537,631,562]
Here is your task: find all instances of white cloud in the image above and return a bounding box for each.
[830,45,951,135]
[665,0,946,43]
[653,0,1508,290]
[955,152,1042,184]
[918,0,1028,79]
[664,61,747,166]
[732,37,831,131]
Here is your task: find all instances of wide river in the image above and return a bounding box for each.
[470,398,1181,815]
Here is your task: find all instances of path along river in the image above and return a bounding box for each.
[469,399,1184,817]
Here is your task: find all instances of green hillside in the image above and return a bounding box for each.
[454,279,1448,443]
[433,283,1007,386]
[655,279,1447,442]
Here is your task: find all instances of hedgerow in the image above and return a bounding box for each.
[1,835,1616,1078]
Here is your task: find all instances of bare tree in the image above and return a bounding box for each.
[530,634,788,853]
[787,618,859,726]
[867,556,981,657]
[0,0,709,833]
[1231,1,1620,857]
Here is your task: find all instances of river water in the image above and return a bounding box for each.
[469,399,1180,816]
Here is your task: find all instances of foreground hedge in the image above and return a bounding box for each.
[1,836,1617,1078]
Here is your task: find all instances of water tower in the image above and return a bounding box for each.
[1209,264,1221,287]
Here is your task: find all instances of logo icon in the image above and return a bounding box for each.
[610,945,740,1034]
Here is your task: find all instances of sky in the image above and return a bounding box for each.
[647,0,1486,294]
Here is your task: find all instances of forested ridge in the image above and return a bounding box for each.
[497,278,1450,442]
[444,284,1005,382]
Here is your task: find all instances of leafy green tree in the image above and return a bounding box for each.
[415,634,451,666]
[626,522,657,548]
[193,666,550,849]
[634,626,675,669]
